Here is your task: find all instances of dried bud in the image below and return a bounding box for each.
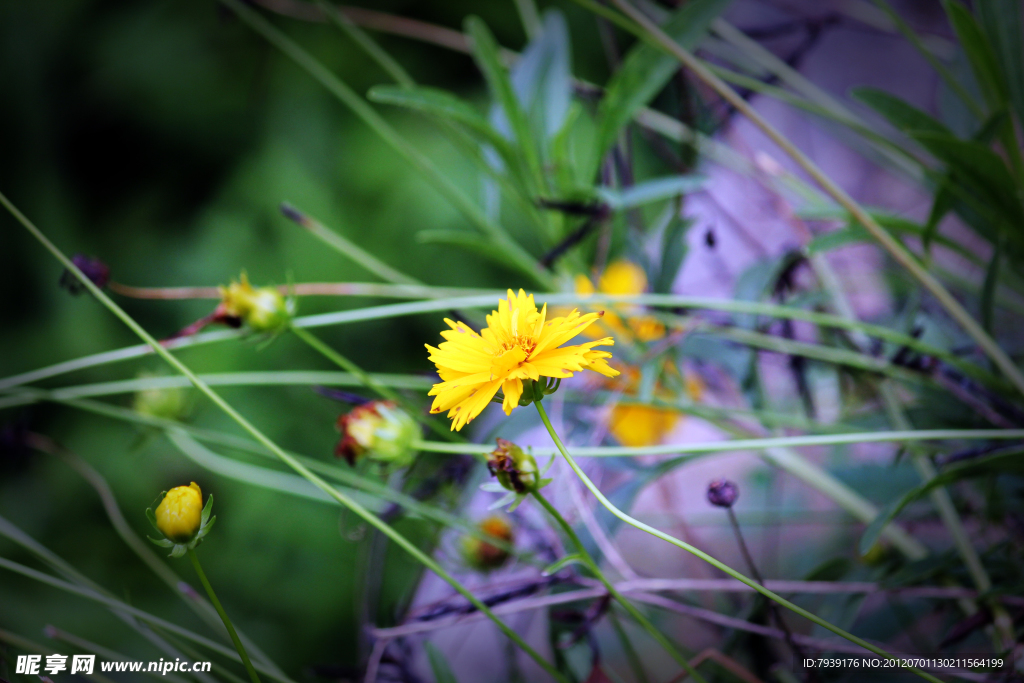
[335,401,419,468]
[706,479,738,508]
[487,439,538,493]
[60,254,110,295]
[462,515,514,571]
[155,483,204,542]
[218,272,291,333]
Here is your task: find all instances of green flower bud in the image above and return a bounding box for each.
[132,372,188,420]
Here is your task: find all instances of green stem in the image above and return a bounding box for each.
[533,401,943,683]
[531,490,707,682]
[1,190,566,683]
[289,325,456,441]
[187,549,261,683]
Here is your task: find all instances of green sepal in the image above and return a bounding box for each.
[169,544,188,559]
[506,493,529,513]
[194,515,216,542]
[541,553,584,577]
[200,494,214,527]
[148,536,174,548]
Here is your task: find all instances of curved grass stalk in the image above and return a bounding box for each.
[413,427,1024,457]
[531,491,707,683]
[3,371,432,406]
[108,282,497,300]
[1,292,996,393]
[1,194,567,683]
[533,401,942,683]
[288,325,459,443]
[218,0,552,290]
[596,0,1024,398]
[279,205,422,286]
[0,556,296,683]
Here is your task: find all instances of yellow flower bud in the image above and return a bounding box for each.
[155,482,203,542]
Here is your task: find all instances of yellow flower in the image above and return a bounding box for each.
[426,289,619,431]
[608,368,704,447]
[219,272,290,333]
[575,260,664,342]
[155,482,203,543]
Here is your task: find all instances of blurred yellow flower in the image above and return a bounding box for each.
[462,515,514,571]
[155,482,203,542]
[426,289,619,431]
[575,260,664,342]
[608,368,704,447]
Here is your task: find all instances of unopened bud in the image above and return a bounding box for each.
[487,439,538,493]
[219,272,291,333]
[335,401,419,468]
[707,479,738,508]
[60,254,110,295]
[155,483,204,542]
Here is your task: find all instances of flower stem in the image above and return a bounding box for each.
[531,489,707,683]
[533,401,943,683]
[186,548,261,683]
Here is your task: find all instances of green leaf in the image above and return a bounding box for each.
[922,179,954,252]
[425,642,459,683]
[465,17,543,187]
[974,0,1024,126]
[148,536,174,548]
[417,230,529,269]
[200,493,214,526]
[510,9,573,143]
[592,0,731,164]
[942,0,1008,110]
[367,85,518,166]
[596,175,706,211]
[541,553,585,577]
[656,216,691,293]
[860,445,1024,555]
[859,498,904,556]
[851,87,953,136]
[910,132,1024,224]
[980,243,1001,333]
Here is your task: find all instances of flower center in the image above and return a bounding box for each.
[491,345,528,377]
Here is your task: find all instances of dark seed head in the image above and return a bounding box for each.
[60,254,110,294]
[706,479,738,508]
